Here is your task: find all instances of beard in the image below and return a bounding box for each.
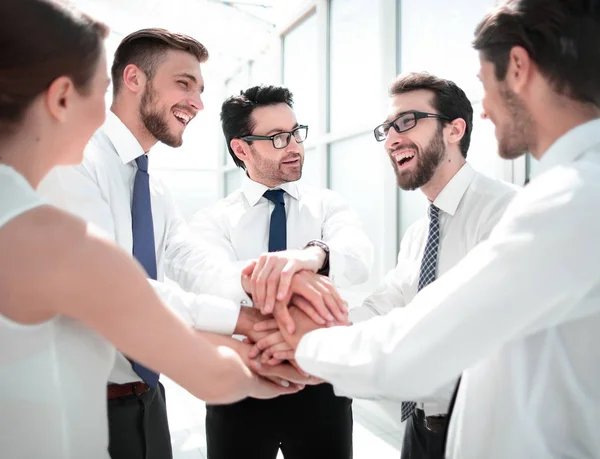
[249,145,303,185]
[496,86,535,160]
[139,81,183,148]
[390,125,446,190]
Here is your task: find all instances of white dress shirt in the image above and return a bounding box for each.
[39,112,241,384]
[350,163,517,417]
[189,176,374,303]
[296,118,600,459]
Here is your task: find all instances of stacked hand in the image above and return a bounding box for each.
[236,248,351,389]
[233,295,321,390]
[242,252,351,333]
[238,252,350,387]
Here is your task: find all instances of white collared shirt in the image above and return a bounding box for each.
[295,118,600,459]
[39,112,242,384]
[188,175,374,303]
[350,163,517,418]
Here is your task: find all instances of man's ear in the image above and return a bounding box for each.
[445,117,467,148]
[121,64,147,94]
[506,45,532,95]
[45,76,75,122]
[231,138,249,164]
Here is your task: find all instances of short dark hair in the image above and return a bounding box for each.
[221,85,294,169]
[111,28,208,97]
[0,0,108,137]
[473,0,600,108]
[389,72,473,158]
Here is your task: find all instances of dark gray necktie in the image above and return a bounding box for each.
[401,204,440,421]
[130,154,159,388]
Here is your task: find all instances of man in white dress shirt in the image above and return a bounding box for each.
[38,29,314,459]
[347,72,517,459]
[275,1,600,458]
[190,85,373,459]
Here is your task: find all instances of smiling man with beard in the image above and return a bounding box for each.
[190,85,373,459]
[348,72,517,459]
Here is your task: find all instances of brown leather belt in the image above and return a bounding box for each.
[107,382,150,400]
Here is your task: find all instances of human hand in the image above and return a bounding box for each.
[276,303,328,350]
[249,360,320,387]
[248,373,304,399]
[236,339,306,390]
[273,271,349,335]
[233,306,275,344]
[240,246,327,314]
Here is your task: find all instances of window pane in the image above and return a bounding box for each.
[399,0,498,101]
[298,148,322,188]
[151,170,219,222]
[467,102,503,180]
[283,13,318,131]
[329,133,385,291]
[251,47,280,87]
[330,0,380,133]
[225,169,243,195]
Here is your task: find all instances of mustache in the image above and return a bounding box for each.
[171,103,197,118]
[388,143,418,155]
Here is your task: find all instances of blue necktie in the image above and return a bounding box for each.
[401,204,440,421]
[263,189,287,252]
[130,154,159,388]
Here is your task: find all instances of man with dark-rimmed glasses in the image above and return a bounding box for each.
[190,84,373,458]
[349,72,517,459]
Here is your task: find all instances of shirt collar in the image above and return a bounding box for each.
[533,118,600,178]
[432,162,476,217]
[102,111,147,165]
[241,174,300,207]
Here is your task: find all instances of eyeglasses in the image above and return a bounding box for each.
[373,111,450,142]
[239,125,309,149]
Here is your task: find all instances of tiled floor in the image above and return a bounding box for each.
[163,377,404,458]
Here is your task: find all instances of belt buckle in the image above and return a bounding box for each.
[424,415,445,433]
[131,382,147,396]
[424,416,434,432]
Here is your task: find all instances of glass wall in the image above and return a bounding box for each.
[215,0,522,297]
[329,134,389,287]
[283,12,319,131]
[329,0,381,134]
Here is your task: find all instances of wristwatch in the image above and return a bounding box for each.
[305,239,330,276]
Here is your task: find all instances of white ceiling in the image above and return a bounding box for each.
[71,0,305,80]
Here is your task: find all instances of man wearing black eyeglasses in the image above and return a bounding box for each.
[345,72,518,459]
[190,84,373,459]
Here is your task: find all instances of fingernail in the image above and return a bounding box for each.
[253,360,261,369]
[280,380,290,388]
[277,292,284,300]
[327,313,334,321]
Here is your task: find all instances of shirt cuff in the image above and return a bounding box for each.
[327,245,347,285]
[225,261,253,307]
[191,295,241,335]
